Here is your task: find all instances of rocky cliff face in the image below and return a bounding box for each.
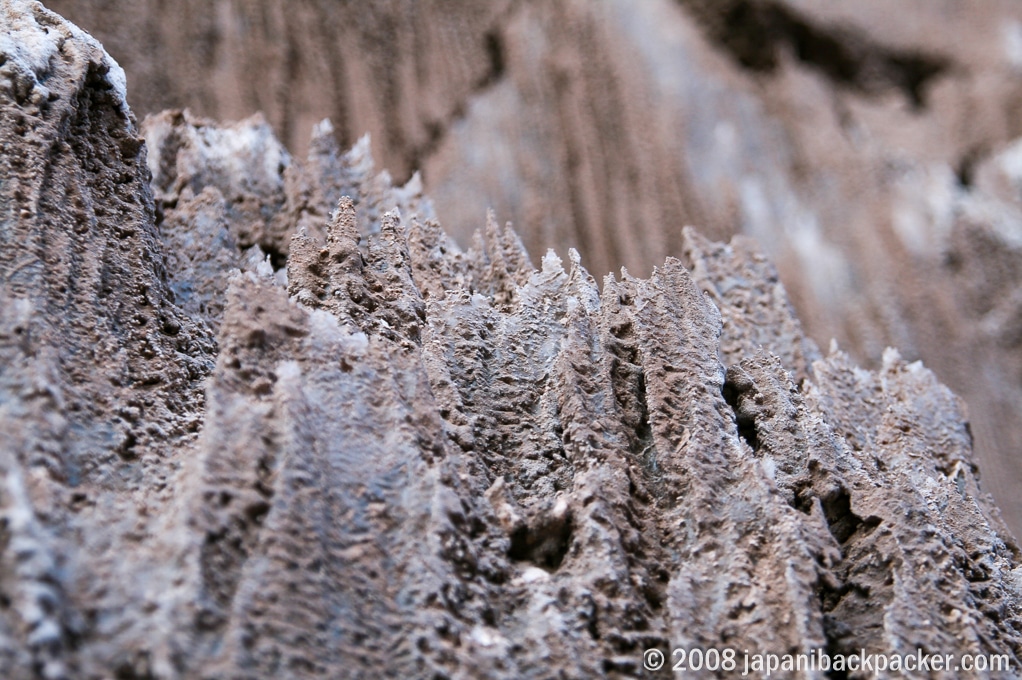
[2,2,1022,678]
[42,0,1022,539]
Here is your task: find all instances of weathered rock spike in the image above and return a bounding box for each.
[308,118,341,160]
[405,217,475,301]
[565,247,601,315]
[143,109,293,256]
[392,170,437,225]
[682,225,820,383]
[498,218,535,280]
[378,207,405,240]
[340,133,375,191]
[460,210,529,307]
[326,196,361,248]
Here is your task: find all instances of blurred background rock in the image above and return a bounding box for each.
[46,0,1022,536]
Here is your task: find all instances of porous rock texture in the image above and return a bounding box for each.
[44,0,1022,540]
[2,2,1022,679]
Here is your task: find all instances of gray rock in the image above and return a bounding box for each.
[1,3,1021,677]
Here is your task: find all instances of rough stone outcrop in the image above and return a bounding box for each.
[43,0,1022,539]
[2,3,1022,678]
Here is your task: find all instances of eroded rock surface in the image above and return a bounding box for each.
[42,0,1022,539]
[2,3,1022,678]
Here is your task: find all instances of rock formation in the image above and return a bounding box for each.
[42,0,1022,540]
[2,2,1022,678]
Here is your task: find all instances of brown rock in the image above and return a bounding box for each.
[2,3,1022,678]
[43,0,1022,537]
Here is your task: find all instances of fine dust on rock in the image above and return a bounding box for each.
[2,2,1022,679]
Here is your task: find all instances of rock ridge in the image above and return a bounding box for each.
[1,3,1020,678]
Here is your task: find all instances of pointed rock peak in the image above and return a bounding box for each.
[471,226,487,251]
[343,134,376,178]
[381,209,403,235]
[377,210,411,250]
[541,249,564,276]
[881,347,932,380]
[142,108,291,205]
[601,272,632,309]
[661,256,687,273]
[683,226,748,270]
[376,168,394,188]
[565,249,600,315]
[2,0,130,118]
[520,248,567,299]
[350,133,372,158]
[408,216,453,254]
[881,346,904,370]
[312,118,335,138]
[480,210,531,274]
[654,257,701,292]
[680,224,715,260]
[403,171,423,195]
[500,221,535,275]
[308,118,341,158]
[566,248,593,286]
[327,197,360,246]
[568,248,582,269]
[484,209,502,245]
